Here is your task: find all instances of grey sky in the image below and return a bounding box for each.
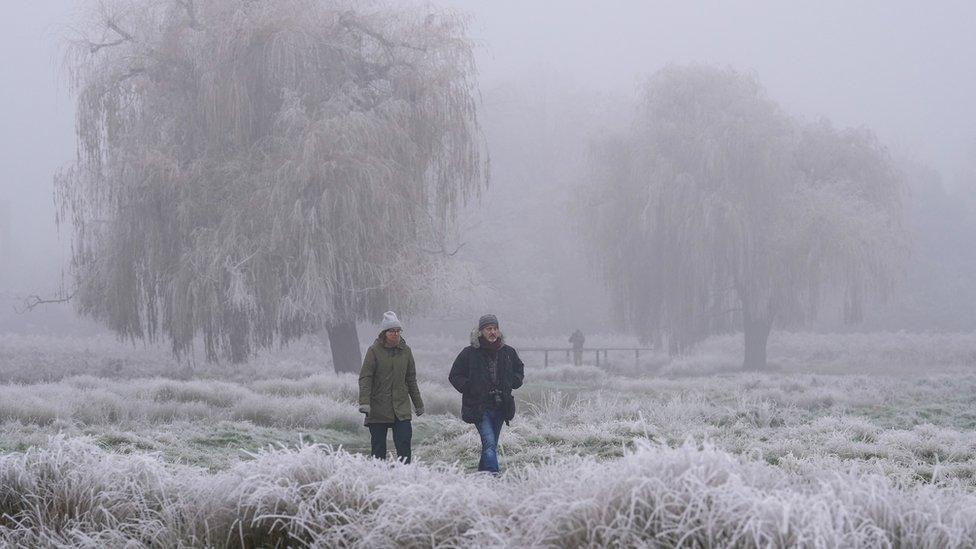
[0,1,74,293]
[2,0,974,296]
[453,0,976,176]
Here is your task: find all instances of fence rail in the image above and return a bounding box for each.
[519,347,656,367]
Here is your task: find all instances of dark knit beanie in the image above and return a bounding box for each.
[478,314,499,331]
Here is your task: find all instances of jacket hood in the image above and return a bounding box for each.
[470,328,504,348]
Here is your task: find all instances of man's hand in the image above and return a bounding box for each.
[358,404,370,416]
[415,406,425,417]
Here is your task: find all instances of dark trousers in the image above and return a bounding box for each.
[368,418,412,463]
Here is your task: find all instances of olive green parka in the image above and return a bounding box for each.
[358,335,423,424]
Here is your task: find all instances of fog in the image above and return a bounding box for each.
[1,1,975,338]
[458,0,976,169]
[4,3,976,544]
[0,2,75,303]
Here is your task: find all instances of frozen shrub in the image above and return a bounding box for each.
[3,438,976,547]
[250,373,358,401]
[416,381,460,417]
[230,395,362,431]
[146,379,249,408]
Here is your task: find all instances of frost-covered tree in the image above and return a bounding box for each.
[56,0,484,371]
[582,66,906,370]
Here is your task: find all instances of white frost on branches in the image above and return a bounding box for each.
[57,0,486,361]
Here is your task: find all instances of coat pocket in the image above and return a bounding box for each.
[502,393,516,422]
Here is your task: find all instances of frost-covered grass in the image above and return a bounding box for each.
[659,331,976,376]
[3,331,976,545]
[2,366,976,484]
[2,437,975,547]
[0,373,458,470]
[0,333,330,384]
[3,330,976,383]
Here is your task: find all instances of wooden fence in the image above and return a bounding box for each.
[519,347,656,367]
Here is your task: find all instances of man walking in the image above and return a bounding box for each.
[449,314,524,474]
[358,311,424,464]
[569,328,585,366]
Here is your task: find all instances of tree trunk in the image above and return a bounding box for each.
[326,320,363,374]
[742,317,771,371]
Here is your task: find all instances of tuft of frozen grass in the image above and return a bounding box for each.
[2,437,976,547]
[0,374,460,432]
[249,372,358,400]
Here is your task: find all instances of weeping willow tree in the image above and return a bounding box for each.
[581,65,907,370]
[56,0,485,371]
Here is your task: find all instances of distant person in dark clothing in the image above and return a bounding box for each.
[569,329,585,366]
[358,311,424,464]
[448,314,524,473]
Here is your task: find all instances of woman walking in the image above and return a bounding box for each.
[358,311,424,463]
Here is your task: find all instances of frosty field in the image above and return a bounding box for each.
[2,331,976,547]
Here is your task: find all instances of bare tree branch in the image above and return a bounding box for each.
[118,66,146,82]
[106,19,135,43]
[177,0,200,29]
[701,307,742,321]
[339,11,428,54]
[15,292,76,314]
[419,242,466,257]
[87,37,128,53]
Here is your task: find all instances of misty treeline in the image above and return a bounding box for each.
[55,0,973,372]
[579,66,907,370]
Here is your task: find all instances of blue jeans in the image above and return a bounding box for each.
[476,408,504,473]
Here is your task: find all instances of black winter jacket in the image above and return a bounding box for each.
[448,331,525,424]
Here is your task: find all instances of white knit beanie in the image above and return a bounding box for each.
[379,311,403,331]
